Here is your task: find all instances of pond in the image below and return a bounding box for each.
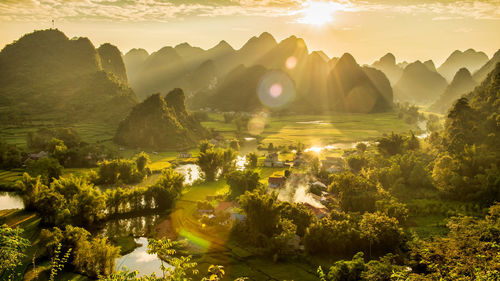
[175,164,202,185]
[0,192,23,211]
[115,237,167,277]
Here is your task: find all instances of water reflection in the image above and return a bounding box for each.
[296,120,329,125]
[103,215,161,238]
[0,192,23,210]
[115,237,166,277]
[175,164,202,185]
[304,142,367,153]
[236,155,246,171]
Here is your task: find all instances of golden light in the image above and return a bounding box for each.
[305,146,323,153]
[285,56,297,69]
[297,1,338,26]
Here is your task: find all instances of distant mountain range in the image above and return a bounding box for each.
[1,29,498,121]
[437,49,489,82]
[125,33,392,113]
[124,32,497,112]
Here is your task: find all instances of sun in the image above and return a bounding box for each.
[297,1,338,26]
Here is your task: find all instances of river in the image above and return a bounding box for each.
[0,192,23,211]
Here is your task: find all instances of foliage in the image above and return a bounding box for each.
[245,152,258,169]
[197,149,223,182]
[0,225,30,280]
[49,243,72,281]
[96,158,148,185]
[238,189,281,238]
[42,225,120,278]
[408,203,500,280]
[0,138,23,170]
[147,238,198,280]
[279,202,315,236]
[329,172,379,213]
[226,170,261,198]
[26,157,63,183]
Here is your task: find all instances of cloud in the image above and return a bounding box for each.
[0,0,499,22]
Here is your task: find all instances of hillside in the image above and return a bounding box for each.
[327,53,393,113]
[473,49,500,83]
[438,49,489,82]
[0,29,137,123]
[444,62,500,152]
[371,53,403,85]
[394,60,448,104]
[193,65,269,112]
[97,43,128,84]
[429,68,477,113]
[114,88,208,150]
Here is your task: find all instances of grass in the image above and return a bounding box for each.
[0,169,24,187]
[408,215,449,238]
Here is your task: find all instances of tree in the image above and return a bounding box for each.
[226,170,261,198]
[327,252,366,281]
[329,172,379,213]
[359,212,404,257]
[0,225,30,280]
[406,131,420,151]
[246,152,258,169]
[198,140,214,153]
[0,138,23,170]
[303,217,360,256]
[355,143,367,154]
[347,155,367,173]
[26,157,63,183]
[377,133,405,156]
[197,149,223,182]
[134,151,150,172]
[150,168,184,210]
[280,202,315,236]
[47,137,68,161]
[221,149,237,176]
[229,139,240,151]
[239,189,281,238]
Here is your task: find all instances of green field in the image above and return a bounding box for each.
[202,112,418,147]
[2,112,417,150]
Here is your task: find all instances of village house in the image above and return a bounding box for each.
[293,152,304,167]
[23,151,49,165]
[215,201,239,213]
[303,203,329,219]
[178,152,192,158]
[268,176,286,188]
[264,152,284,167]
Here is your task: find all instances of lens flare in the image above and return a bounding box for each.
[247,116,266,135]
[270,83,282,97]
[285,56,297,69]
[258,70,295,109]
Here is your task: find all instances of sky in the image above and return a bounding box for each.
[0,0,499,65]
